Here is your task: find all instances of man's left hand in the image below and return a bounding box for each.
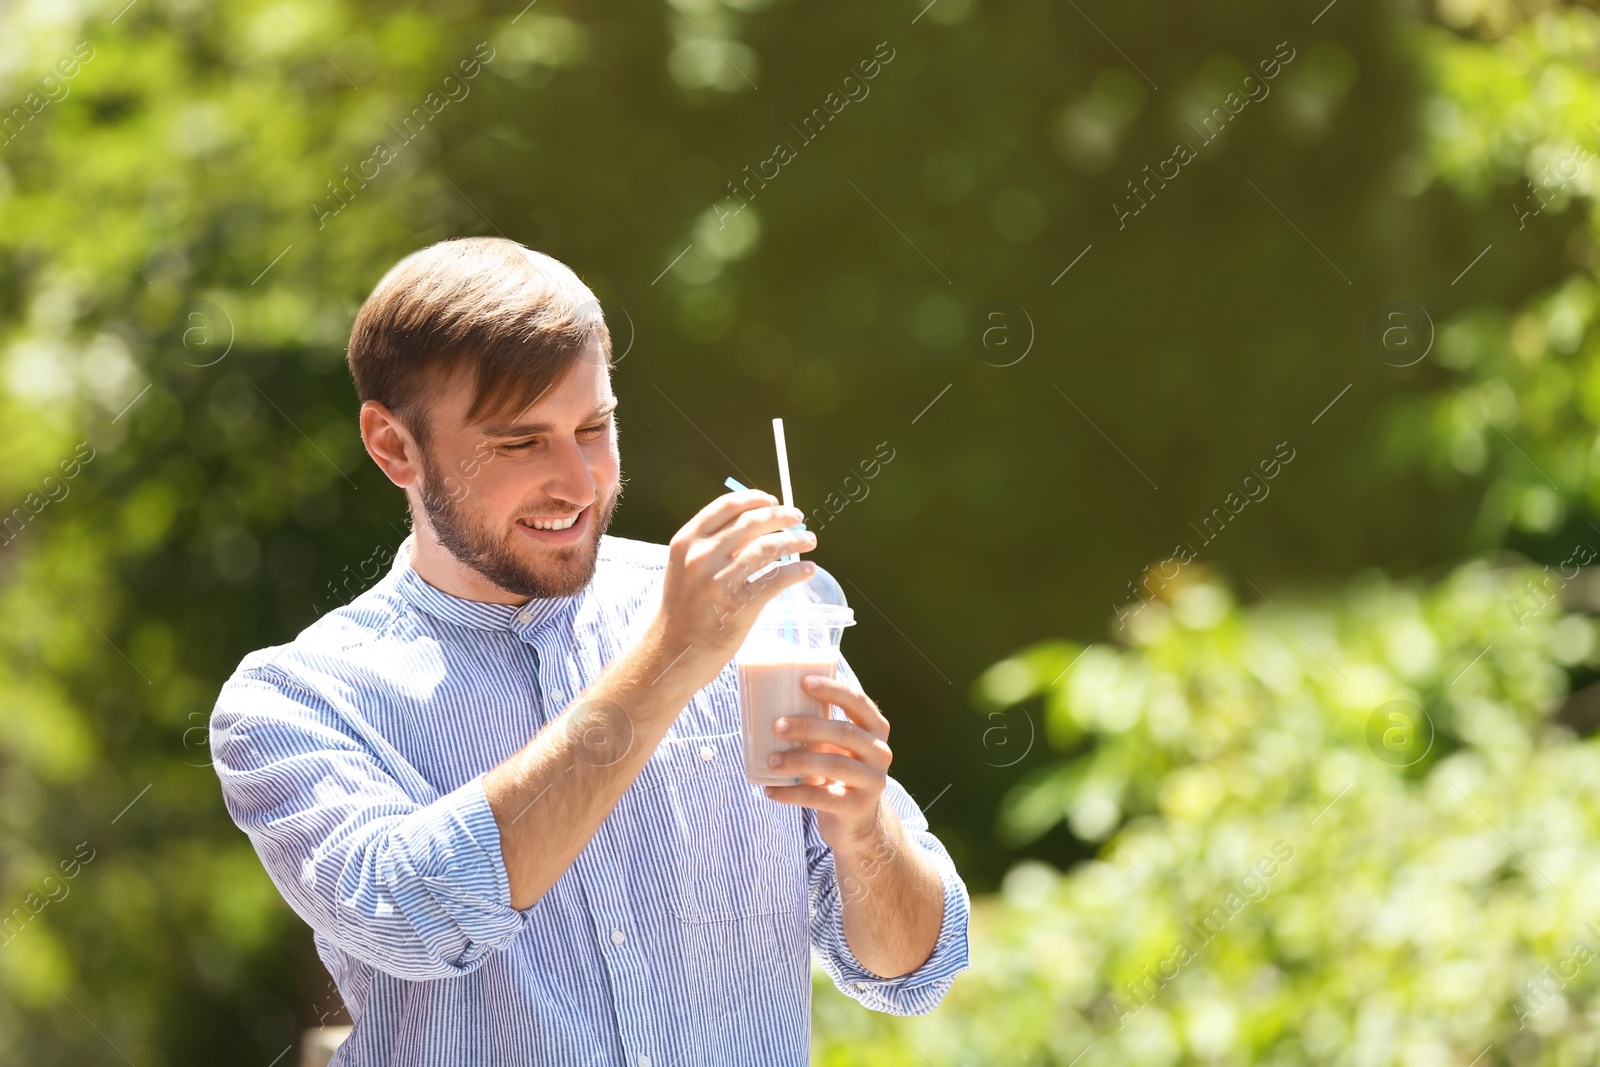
[762,675,893,855]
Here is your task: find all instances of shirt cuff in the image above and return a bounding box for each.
[813,846,972,1015]
[376,774,523,971]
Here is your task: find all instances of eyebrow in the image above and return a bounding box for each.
[479,399,618,438]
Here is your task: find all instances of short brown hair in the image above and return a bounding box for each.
[347,237,610,443]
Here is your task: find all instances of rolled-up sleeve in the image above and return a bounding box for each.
[806,657,972,1014]
[211,668,522,982]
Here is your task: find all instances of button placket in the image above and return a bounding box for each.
[522,645,545,723]
[536,631,585,718]
[579,815,659,1062]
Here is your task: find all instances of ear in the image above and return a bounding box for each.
[360,400,424,490]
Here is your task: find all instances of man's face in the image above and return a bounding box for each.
[412,344,622,600]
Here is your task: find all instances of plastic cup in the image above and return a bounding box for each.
[735,570,855,787]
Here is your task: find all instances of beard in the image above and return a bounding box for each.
[417,452,620,601]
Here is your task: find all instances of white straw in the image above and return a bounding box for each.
[773,418,795,509]
[773,418,797,564]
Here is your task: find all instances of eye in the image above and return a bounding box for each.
[498,439,538,453]
[580,419,611,437]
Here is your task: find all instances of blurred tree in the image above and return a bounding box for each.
[0,2,515,1061]
[824,3,1600,1063]
[1393,2,1600,552]
[818,560,1600,1064]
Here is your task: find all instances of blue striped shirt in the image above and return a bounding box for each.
[211,533,971,1066]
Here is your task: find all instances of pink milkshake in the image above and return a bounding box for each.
[737,652,839,786]
[734,566,854,788]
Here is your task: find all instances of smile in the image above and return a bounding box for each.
[518,512,582,531]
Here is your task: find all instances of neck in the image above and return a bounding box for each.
[407,514,529,606]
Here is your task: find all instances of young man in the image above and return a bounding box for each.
[210,237,970,1065]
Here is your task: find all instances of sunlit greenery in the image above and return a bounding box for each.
[818,560,1600,1064]
[815,4,1600,1063]
[1398,6,1600,545]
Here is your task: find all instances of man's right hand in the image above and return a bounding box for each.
[650,489,817,690]
[487,489,815,910]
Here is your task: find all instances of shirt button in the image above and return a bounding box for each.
[698,745,714,762]
[610,928,626,945]
[516,609,532,625]
[638,1057,651,1067]
[855,982,868,990]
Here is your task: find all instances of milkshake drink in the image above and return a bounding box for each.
[734,566,855,788]
[737,650,838,787]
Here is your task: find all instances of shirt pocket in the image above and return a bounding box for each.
[634,730,807,924]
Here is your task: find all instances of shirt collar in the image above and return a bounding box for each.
[389,533,582,634]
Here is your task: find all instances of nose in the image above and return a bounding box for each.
[543,433,596,509]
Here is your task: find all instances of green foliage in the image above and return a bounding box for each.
[818,562,1600,1064]
[0,2,508,1061]
[814,7,1600,1063]
[1398,5,1600,544]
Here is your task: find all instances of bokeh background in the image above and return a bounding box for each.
[3,0,1600,1063]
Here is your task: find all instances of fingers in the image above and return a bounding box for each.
[673,489,777,548]
[800,676,891,738]
[704,557,815,633]
[737,558,817,615]
[717,527,816,589]
[774,716,891,767]
[711,504,809,565]
[762,781,854,810]
[676,499,808,590]
[766,749,886,792]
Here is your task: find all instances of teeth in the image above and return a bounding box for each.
[523,512,579,532]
